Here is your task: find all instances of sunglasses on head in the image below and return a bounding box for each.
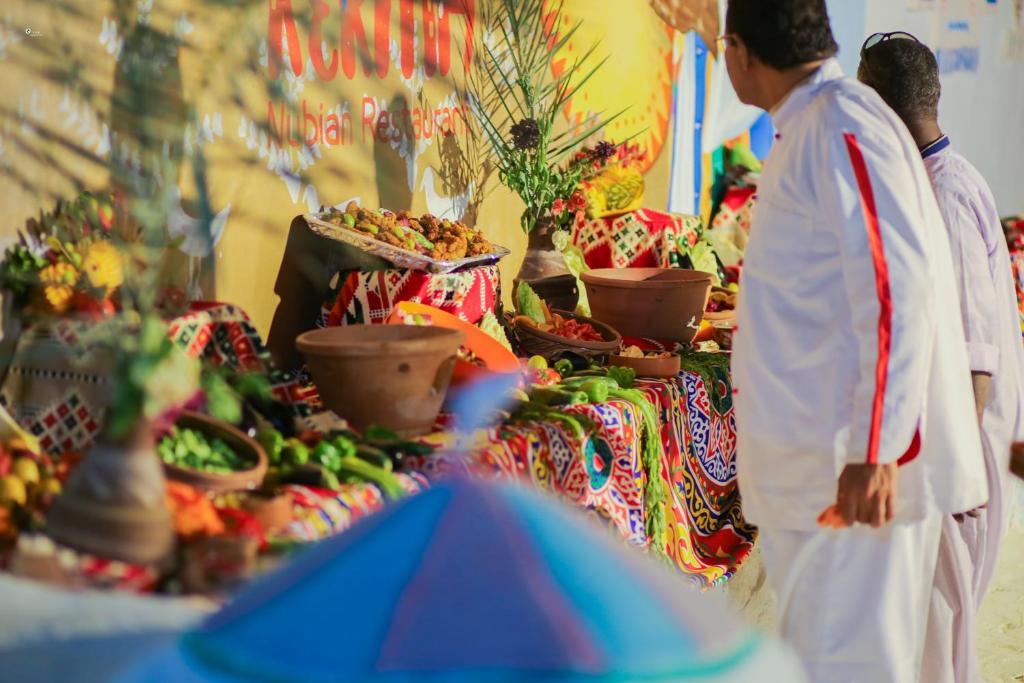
[860,31,920,58]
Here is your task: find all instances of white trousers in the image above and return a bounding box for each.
[759,517,942,683]
[920,512,987,683]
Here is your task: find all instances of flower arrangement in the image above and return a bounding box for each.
[469,0,624,237]
[2,189,238,444]
[547,140,647,231]
[0,192,127,320]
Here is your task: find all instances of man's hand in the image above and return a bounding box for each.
[830,462,898,528]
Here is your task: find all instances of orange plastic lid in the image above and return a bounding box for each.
[385,302,520,384]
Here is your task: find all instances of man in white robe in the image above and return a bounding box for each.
[722,1,989,681]
[858,35,1024,683]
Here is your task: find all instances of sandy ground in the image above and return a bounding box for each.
[978,527,1024,682]
[728,527,1024,682]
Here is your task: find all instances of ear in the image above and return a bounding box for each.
[733,37,754,72]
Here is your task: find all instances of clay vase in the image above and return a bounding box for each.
[582,268,714,344]
[297,325,464,437]
[513,215,570,293]
[46,423,175,566]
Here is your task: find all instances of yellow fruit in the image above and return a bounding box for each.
[82,241,124,293]
[12,458,39,485]
[37,263,79,315]
[0,476,27,507]
[41,478,62,496]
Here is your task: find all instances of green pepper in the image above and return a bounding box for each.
[579,379,609,404]
[607,365,637,389]
[355,444,392,471]
[282,439,310,466]
[257,429,285,465]
[312,441,342,472]
[331,434,357,459]
[342,212,356,228]
[554,359,574,378]
[336,457,405,500]
[528,386,589,407]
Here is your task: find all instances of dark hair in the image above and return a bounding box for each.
[858,39,941,122]
[725,0,838,70]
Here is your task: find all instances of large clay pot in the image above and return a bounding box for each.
[297,325,464,437]
[46,424,175,565]
[582,268,714,344]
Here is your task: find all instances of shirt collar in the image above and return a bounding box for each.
[770,58,844,133]
[920,135,951,160]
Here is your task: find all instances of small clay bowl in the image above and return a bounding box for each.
[242,491,293,534]
[704,286,737,326]
[162,412,268,494]
[608,353,682,379]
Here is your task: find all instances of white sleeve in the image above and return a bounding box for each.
[818,128,932,466]
[934,191,999,375]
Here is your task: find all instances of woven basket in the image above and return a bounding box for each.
[514,310,621,361]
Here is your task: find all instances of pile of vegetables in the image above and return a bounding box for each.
[159,428,249,474]
[514,283,603,342]
[256,425,434,502]
[510,357,670,554]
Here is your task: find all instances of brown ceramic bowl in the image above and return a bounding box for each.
[242,491,293,534]
[608,353,682,379]
[582,268,714,344]
[297,325,464,437]
[514,310,622,361]
[162,412,268,493]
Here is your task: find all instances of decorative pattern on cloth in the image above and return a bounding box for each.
[410,362,755,588]
[637,366,754,586]
[571,209,704,270]
[0,320,115,452]
[23,388,101,453]
[321,265,500,327]
[280,473,429,542]
[1010,245,1024,335]
[711,185,755,235]
[168,304,319,415]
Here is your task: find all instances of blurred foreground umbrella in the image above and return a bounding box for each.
[118,479,803,682]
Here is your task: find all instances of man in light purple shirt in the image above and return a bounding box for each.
[859,34,1024,683]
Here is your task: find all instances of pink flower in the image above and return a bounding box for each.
[551,198,567,217]
[568,190,587,212]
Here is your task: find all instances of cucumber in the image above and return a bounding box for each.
[336,457,405,500]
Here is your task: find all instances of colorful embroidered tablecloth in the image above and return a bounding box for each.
[175,304,753,586]
[407,364,754,588]
[571,209,704,270]
[319,265,499,327]
[168,303,319,416]
[164,305,752,586]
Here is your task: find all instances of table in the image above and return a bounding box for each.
[173,304,755,587]
[2,304,754,590]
